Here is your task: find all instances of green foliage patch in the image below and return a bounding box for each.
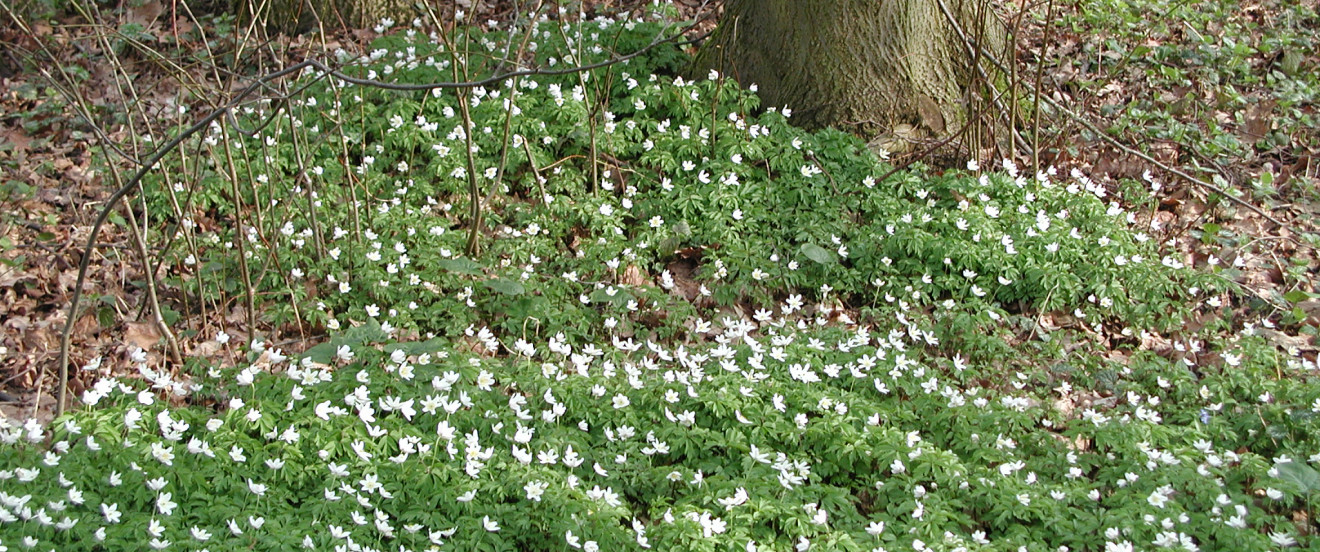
[3,9,1318,552]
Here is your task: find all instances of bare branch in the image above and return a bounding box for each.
[51,8,714,415]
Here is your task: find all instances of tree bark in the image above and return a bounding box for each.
[692,0,1006,146]
[235,0,413,35]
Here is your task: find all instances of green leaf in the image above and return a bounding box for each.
[1274,461,1320,493]
[483,278,525,295]
[589,287,633,306]
[341,318,387,343]
[800,243,837,265]
[304,319,389,364]
[383,337,450,357]
[1199,226,1221,246]
[1283,289,1314,304]
[436,258,484,276]
[1280,50,1303,76]
[96,306,115,328]
[658,235,684,255]
[502,296,551,328]
[161,307,181,326]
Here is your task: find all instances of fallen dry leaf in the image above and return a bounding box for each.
[124,321,162,350]
[619,265,650,287]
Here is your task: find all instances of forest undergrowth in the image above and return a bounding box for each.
[0,1,1318,550]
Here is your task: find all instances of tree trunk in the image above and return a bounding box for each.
[236,0,414,35]
[692,0,1006,149]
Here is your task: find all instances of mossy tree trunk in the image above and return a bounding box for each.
[692,0,1006,147]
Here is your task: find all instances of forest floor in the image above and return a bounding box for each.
[0,0,1316,419]
[1,1,1319,549]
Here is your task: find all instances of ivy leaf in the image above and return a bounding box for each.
[341,318,387,343]
[589,287,633,306]
[800,243,837,265]
[302,319,389,363]
[1274,461,1320,494]
[502,296,551,326]
[436,258,484,276]
[483,278,525,296]
[300,342,338,364]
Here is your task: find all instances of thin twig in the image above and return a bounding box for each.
[930,0,1290,230]
[876,113,981,185]
[1048,100,1287,228]
[51,11,713,414]
[933,0,1031,155]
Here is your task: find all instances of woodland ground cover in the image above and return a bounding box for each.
[1,1,1319,551]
